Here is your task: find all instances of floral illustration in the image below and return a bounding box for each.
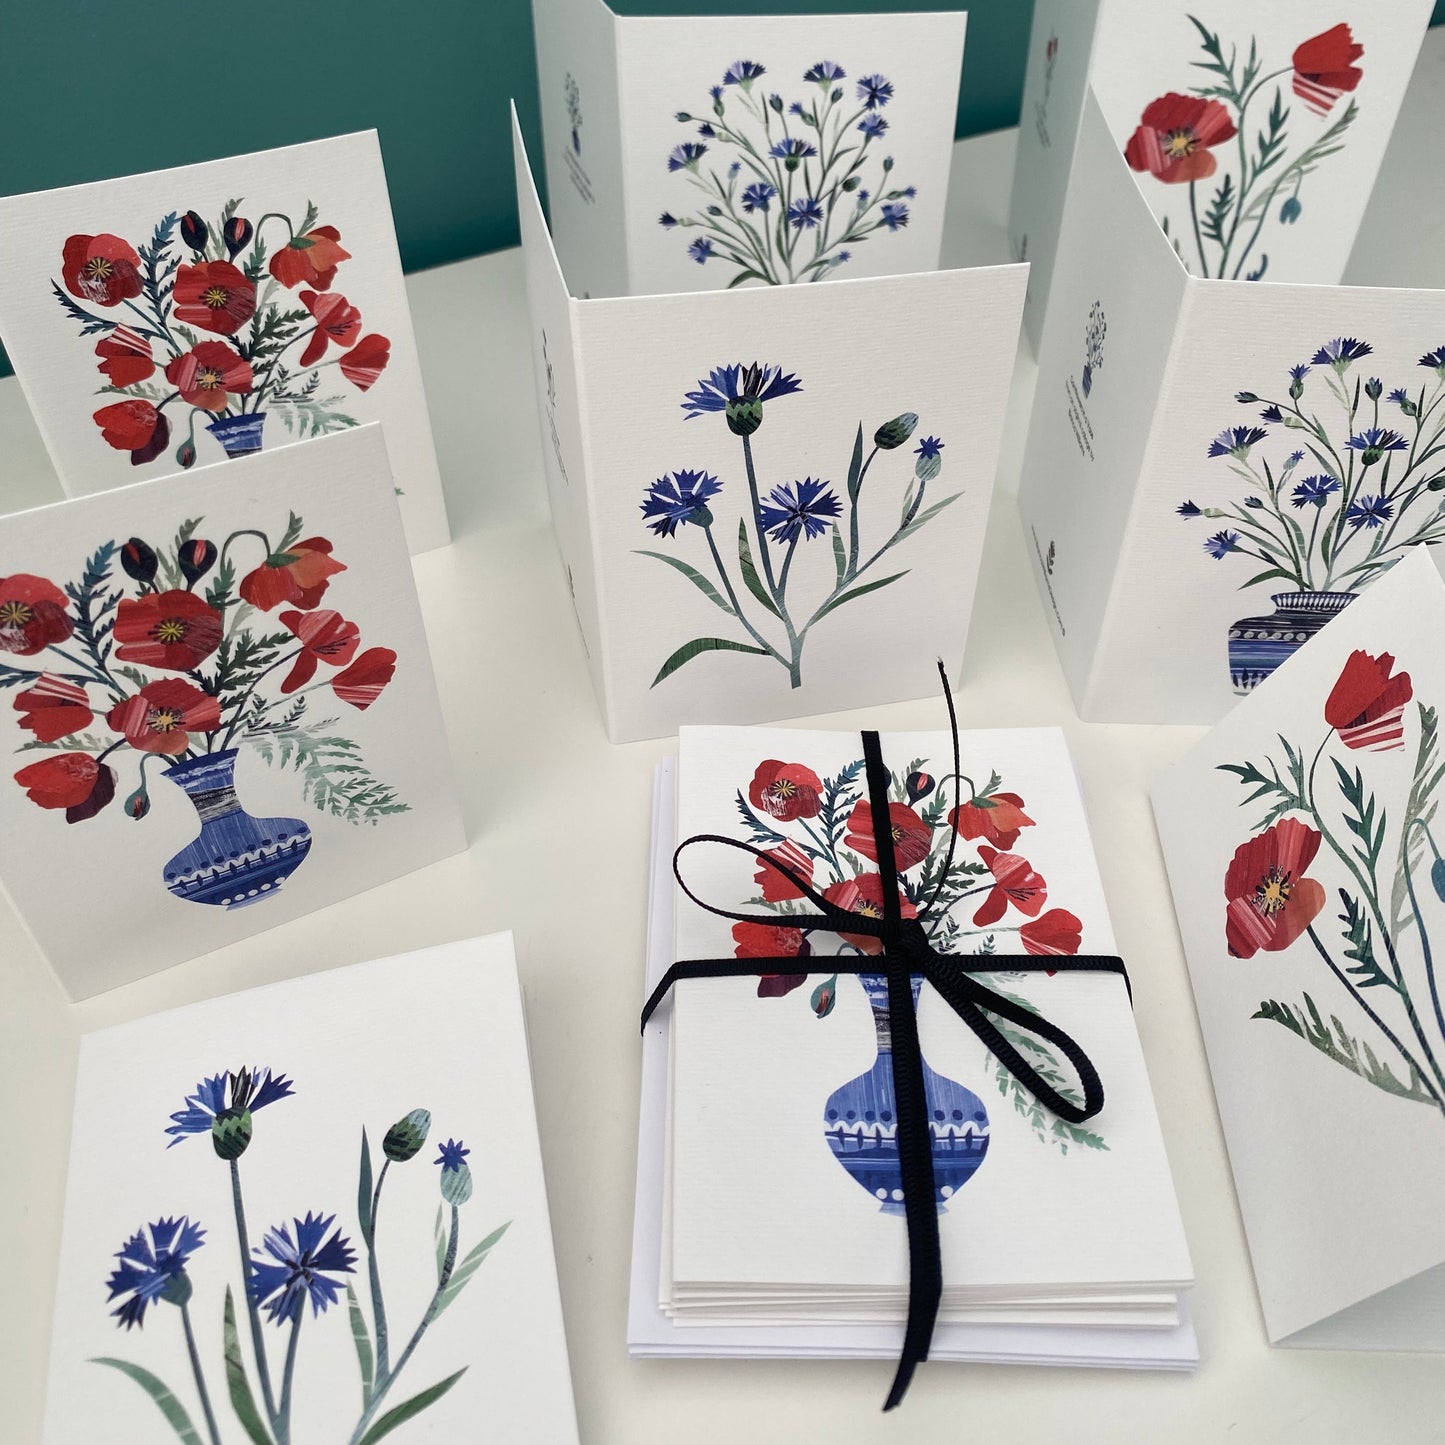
[1218,649,1445,1119]
[638,363,957,689]
[53,201,391,469]
[660,58,917,285]
[733,751,1099,1166]
[1,516,405,907]
[1082,301,1106,398]
[1032,31,1061,150]
[1178,337,1445,690]
[1125,19,1363,281]
[565,73,583,155]
[96,1068,508,1445]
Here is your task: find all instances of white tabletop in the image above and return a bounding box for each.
[4,31,1445,1442]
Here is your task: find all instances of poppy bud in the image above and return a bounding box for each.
[178,538,218,586]
[131,411,170,467]
[125,783,151,820]
[180,211,209,253]
[383,1107,432,1162]
[1433,858,1445,902]
[211,1106,253,1160]
[811,975,837,1019]
[440,1160,473,1207]
[1365,377,1383,401]
[1279,196,1302,224]
[176,438,197,469]
[874,412,918,449]
[223,216,254,260]
[121,537,159,585]
[1235,392,1259,404]
[905,770,935,804]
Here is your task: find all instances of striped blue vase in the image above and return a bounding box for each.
[1227,590,1357,694]
[161,750,311,908]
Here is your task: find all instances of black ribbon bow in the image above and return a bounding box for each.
[641,663,1130,1410]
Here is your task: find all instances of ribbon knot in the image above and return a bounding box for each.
[889,917,935,970]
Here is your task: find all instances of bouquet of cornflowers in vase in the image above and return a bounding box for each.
[660,58,917,285]
[1,515,404,907]
[638,362,957,689]
[53,200,391,469]
[1178,337,1445,691]
[97,1066,508,1445]
[1219,649,1445,1120]
[1124,18,1363,281]
[1082,300,1106,397]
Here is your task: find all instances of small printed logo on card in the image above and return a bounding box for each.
[1031,526,1066,636]
[1034,32,1059,148]
[1065,300,1105,462]
[541,330,569,486]
[562,74,596,205]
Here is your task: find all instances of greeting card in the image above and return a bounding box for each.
[1017,90,1445,724]
[41,934,580,1444]
[0,424,463,998]
[1008,0,1431,344]
[513,110,1026,742]
[1153,547,1445,1349]
[530,0,967,300]
[0,133,449,554]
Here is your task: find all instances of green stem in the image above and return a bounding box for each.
[1188,180,1209,277]
[229,1159,280,1431]
[1404,819,1445,1053]
[180,1300,223,1445]
[846,446,879,577]
[740,432,780,600]
[699,523,786,665]
[276,1308,302,1445]
[366,1159,392,1381]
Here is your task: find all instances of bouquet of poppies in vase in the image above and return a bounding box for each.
[660,58,916,285]
[98,1065,508,1445]
[1177,336,1445,691]
[1124,18,1364,281]
[53,199,391,469]
[2,514,406,907]
[1219,648,1445,1121]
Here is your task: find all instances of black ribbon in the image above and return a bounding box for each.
[640,663,1130,1410]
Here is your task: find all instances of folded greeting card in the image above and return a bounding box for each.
[41,933,580,1444]
[1008,0,1431,343]
[530,0,966,300]
[632,723,1195,1378]
[0,132,449,554]
[1017,89,1445,725]
[1153,547,1445,1349]
[513,110,1026,743]
[0,424,464,998]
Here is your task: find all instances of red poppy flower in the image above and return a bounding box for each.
[14,751,116,821]
[972,846,1048,928]
[949,791,1034,851]
[95,326,156,387]
[114,590,223,670]
[164,342,254,413]
[1124,93,1237,184]
[106,679,220,756]
[749,760,824,821]
[1324,650,1412,752]
[754,839,813,901]
[0,574,73,656]
[844,798,932,871]
[239,537,347,612]
[1020,909,1083,958]
[61,233,143,306]
[331,648,396,710]
[14,674,92,742]
[339,334,391,392]
[1224,817,1326,959]
[822,873,918,954]
[93,399,164,455]
[278,608,360,692]
[172,259,256,336]
[299,290,362,366]
[732,919,808,997]
[269,226,351,291]
[1293,24,1363,115]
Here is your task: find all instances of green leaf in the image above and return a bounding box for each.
[358,1129,374,1238]
[634,549,734,615]
[892,490,962,546]
[435,1221,511,1317]
[813,570,909,623]
[651,636,769,686]
[433,1204,448,1286]
[246,723,409,824]
[1239,567,1298,589]
[831,523,847,587]
[1332,757,1386,872]
[727,270,768,288]
[346,1283,375,1410]
[1338,890,1394,991]
[845,423,865,504]
[223,1286,274,1445]
[356,1369,468,1445]
[736,520,780,617]
[92,1357,205,1445]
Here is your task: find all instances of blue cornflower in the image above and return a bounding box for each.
[1260,405,1283,423]
[1347,494,1394,529]
[698,122,716,138]
[858,113,888,138]
[758,478,843,543]
[723,59,765,87]
[1204,530,1241,559]
[741,181,776,213]
[1177,500,1202,518]
[1418,344,1445,371]
[640,469,721,537]
[804,60,846,83]
[856,73,894,108]
[166,1066,293,1151]
[659,212,679,229]
[710,85,724,104]
[1312,337,1372,367]
[788,196,824,229]
[1348,427,1409,463]
[687,237,714,264]
[1290,475,1340,508]
[683,362,803,434]
[1287,450,1306,466]
[880,203,909,230]
[250,1213,356,1325]
[899,186,918,198]
[856,189,870,206]
[729,160,741,176]
[667,142,708,172]
[915,436,944,461]
[788,101,807,117]
[1388,387,1410,405]
[1290,364,1311,383]
[107,1217,205,1329]
[1243,496,1265,508]
[1207,425,1268,459]
[435,1138,471,1172]
[770,137,817,166]
[832,250,852,265]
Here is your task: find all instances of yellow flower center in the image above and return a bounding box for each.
[147,707,182,733]
[0,600,33,626]
[155,618,188,643]
[196,368,224,391]
[770,779,797,799]
[1164,128,1196,159]
[203,285,230,309]
[890,824,904,842]
[85,257,114,279]
[1254,868,1293,917]
[856,900,883,919]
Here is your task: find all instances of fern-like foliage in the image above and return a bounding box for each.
[63,541,121,679]
[246,720,409,824]
[50,280,117,337]
[1391,703,1443,943]
[137,212,180,314]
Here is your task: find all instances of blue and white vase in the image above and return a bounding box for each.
[1081,362,1094,397]
[1227,590,1357,694]
[161,750,311,908]
[823,972,990,1213]
[205,411,266,459]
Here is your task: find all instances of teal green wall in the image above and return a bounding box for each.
[1,0,1441,380]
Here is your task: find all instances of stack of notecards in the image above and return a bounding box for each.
[43,935,579,1444]
[631,725,1196,1368]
